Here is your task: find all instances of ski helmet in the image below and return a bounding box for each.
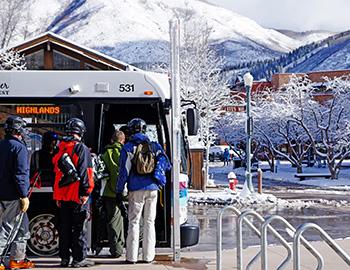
[127,118,147,134]
[4,115,27,135]
[64,118,86,136]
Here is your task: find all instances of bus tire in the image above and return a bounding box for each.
[27,213,59,257]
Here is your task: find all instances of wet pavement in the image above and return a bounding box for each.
[187,165,350,252]
[188,204,350,251]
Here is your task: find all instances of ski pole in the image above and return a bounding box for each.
[0,172,41,264]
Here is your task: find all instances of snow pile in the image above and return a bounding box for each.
[189,188,350,209]
[189,188,279,207]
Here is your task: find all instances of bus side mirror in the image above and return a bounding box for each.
[186,108,198,136]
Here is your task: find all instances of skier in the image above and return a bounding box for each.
[0,116,34,270]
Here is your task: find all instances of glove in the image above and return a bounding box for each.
[116,192,123,203]
[20,197,30,212]
[118,202,128,219]
[116,193,128,219]
[80,196,89,205]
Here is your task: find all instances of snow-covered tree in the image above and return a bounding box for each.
[0,49,26,70]
[215,110,266,169]
[214,112,246,160]
[295,75,350,179]
[180,16,229,184]
[255,76,314,173]
[214,73,350,178]
[0,0,34,48]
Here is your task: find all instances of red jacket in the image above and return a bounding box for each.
[53,138,94,204]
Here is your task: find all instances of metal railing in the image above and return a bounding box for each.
[217,206,262,270]
[217,207,301,270]
[217,207,350,270]
[236,210,264,270]
[293,223,350,270]
[261,215,323,270]
[238,210,295,270]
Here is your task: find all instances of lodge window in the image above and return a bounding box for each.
[53,50,80,70]
[85,64,99,70]
[25,50,44,70]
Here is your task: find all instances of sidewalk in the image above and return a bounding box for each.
[32,239,350,269]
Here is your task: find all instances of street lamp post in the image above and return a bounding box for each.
[243,72,254,192]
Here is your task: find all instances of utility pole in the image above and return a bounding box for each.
[169,18,181,262]
[243,72,254,192]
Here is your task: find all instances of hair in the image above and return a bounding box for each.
[119,125,129,136]
[111,130,125,143]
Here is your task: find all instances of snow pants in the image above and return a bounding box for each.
[58,201,88,263]
[126,190,157,262]
[103,197,124,257]
[0,200,30,261]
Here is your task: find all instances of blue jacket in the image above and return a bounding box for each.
[223,149,230,160]
[117,133,171,193]
[0,135,30,200]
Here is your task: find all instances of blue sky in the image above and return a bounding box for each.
[208,0,350,32]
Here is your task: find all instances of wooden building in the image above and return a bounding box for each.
[9,32,135,71]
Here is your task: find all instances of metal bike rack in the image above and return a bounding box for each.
[217,206,300,270]
[217,206,262,270]
[293,223,350,270]
[236,210,264,270]
[217,207,348,270]
[237,210,295,270]
[261,215,323,270]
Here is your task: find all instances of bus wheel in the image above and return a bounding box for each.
[28,214,59,256]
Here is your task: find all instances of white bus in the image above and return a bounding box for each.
[0,70,199,256]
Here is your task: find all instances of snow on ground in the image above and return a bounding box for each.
[256,160,350,189]
[211,160,350,189]
[189,187,349,209]
[189,160,350,208]
[190,187,277,207]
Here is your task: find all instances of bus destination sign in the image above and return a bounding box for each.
[16,106,61,114]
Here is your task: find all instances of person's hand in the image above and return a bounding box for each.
[56,200,61,208]
[116,193,127,219]
[118,202,128,219]
[80,196,89,205]
[116,192,123,202]
[20,197,30,212]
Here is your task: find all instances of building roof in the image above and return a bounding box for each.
[8,32,139,71]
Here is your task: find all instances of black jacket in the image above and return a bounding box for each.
[0,135,29,200]
[30,147,57,187]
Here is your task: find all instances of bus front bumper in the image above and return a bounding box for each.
[180,222,199,248]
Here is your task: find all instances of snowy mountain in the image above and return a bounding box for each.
[7,0,346,74]
[223,30,350,81]
[287,30,350,72]
[276,29,335,46]
[15,0,327,69]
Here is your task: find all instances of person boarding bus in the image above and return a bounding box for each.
[116,118,171,264]
[52,118,94,268]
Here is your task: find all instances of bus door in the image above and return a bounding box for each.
[94,100,171,248]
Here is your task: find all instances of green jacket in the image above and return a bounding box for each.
[101,142,123,198]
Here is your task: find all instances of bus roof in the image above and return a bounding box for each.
[0,70,170,100]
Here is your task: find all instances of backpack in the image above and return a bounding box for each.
[91,153,109,196]
[132,142,156,175]
[57,144,80,187]
[91,153,107,181]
